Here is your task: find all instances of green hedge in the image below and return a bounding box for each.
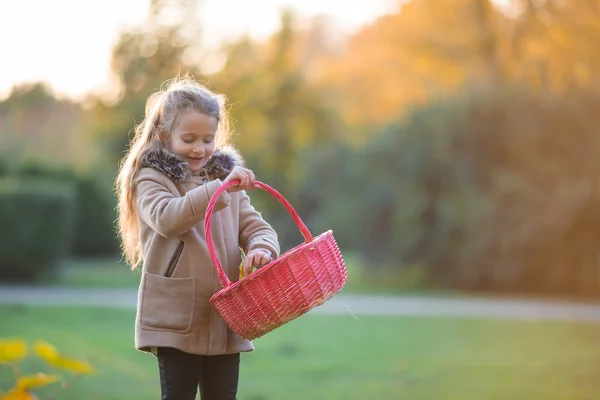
[2,164,120,257]
[0,178,76,282]
[70,175,119,257]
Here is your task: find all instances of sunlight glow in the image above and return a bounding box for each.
[0,0,397,100]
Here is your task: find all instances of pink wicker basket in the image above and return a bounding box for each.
[204,179,347,340]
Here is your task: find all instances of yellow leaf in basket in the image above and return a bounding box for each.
[239,250,247,280]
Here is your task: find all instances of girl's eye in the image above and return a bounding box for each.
[204,138,214,144]
[183,139,194,144]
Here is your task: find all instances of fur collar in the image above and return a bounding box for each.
[141,145,244,183]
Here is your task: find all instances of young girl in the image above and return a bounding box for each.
[115,77,280,400]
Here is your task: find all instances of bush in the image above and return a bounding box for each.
[70,175,119,257]
[302,86,600,297]
[1,164,119,258]
[0,178,76,282]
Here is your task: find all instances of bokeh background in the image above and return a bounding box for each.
[2,0,600,399]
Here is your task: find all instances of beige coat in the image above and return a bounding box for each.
[133,147,280,356]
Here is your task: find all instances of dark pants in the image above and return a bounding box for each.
[157,347,240,400]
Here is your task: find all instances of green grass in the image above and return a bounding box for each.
[1,305,599,399]
[47,258,599,304]
[47,255,451,296]
[48,258,142,288]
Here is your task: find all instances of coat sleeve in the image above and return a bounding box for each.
[135,168,231,237]
[238,191,280,260]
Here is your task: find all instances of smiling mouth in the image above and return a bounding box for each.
[188,157,204,164]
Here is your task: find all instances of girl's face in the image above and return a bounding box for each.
[168,110,218,176]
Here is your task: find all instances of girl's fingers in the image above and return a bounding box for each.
[245,253,259,275]
[242,251,271,276]
[239,170,250,188]
[244,254,254,275]
[258,253,270,266]
[227,167,256,191]
[240,168,254,187]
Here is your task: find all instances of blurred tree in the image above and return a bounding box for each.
[260,10,336,193]
[507,0,600,91]
[366,88,600,297]
[299,83,600,298]
[316,0,507,135]
[209,10,342,248]
[0,83,88,169]
[212,10,339,181]
[315,0,600,137]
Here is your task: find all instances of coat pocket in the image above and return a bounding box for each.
[165,241,184,277]
[139,272,195,333]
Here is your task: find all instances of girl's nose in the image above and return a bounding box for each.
[192,145,205,155]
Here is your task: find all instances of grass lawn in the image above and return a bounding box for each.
[48,258,142,288]
[1,305,599,399]
[47,255,459,297]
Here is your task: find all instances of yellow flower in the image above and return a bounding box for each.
[33,341,59,363]
[16,373,60,389]
[50,357,94,374]
[34,341,94,374]
[1,387,38,400]
[0,339,27,364]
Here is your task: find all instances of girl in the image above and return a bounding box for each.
[115,77,280,400]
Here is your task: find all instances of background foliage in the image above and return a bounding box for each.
[2,0,600,297]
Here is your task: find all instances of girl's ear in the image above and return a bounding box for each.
[156,126,169,144]
[152,114,168,144]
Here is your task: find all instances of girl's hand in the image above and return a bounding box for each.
[243,249,272,276]
[223,166,256,192]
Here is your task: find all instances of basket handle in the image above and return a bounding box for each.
[204,179,313,289]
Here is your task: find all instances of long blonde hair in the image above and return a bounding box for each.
[115,77,232,269]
